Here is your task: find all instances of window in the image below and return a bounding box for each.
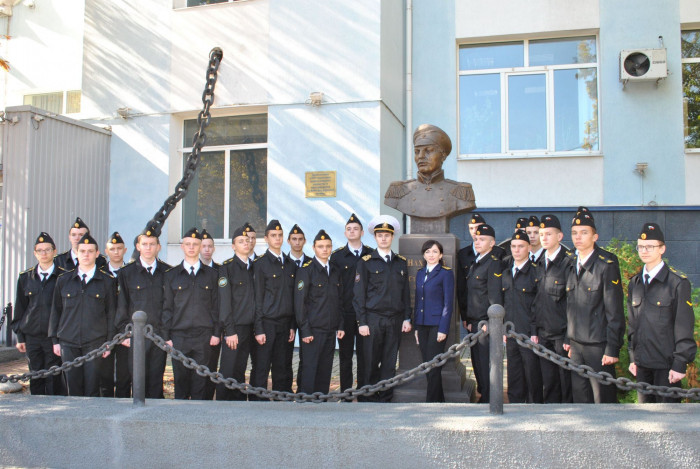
[682,30,700,149]
[23,90,81,115]
[458,37,599,157]
[181,114,267,239]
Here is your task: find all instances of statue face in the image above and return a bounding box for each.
[414,144,445,176]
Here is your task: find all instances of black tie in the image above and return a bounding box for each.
[385,255,390,263]
[189,266,195,277]
[147,266,153,275]
[514,267,520,278]
[644,273,650,286]
[354,250,360,257]
[41,272,48,284]
[81,273,87,290]
[296,259,301,268]
[545,258,550,272]
[530,254,535,262]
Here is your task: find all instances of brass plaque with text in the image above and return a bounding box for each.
[305,171,337,198]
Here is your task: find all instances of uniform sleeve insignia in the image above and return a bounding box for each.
[362,254,371,261]
[611,279,619,285]
[355,273,361,283]
[491,255,499,261]
[218,277,228,287]
[494,273,502,277]
[297,280,304,291]
[687,300,693,307]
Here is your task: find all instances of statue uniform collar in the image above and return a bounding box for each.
[417,169,445,187]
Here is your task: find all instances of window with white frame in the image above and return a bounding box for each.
[682,30,700,150]
[181,114,267,239]
[23,90,81,115]
[458,37,599,157]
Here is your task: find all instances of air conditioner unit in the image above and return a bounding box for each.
[620,49,667,82]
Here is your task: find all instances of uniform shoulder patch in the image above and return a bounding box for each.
[254,253,265,262]
[442,266,452,271]
[362,254,372,261]
[165,265,178,273]
[669,267,688,279]
[396,254,406,261]
[125,259,135,266]
[490,254,499,261]
[332,247,343,254]
[20,267,33,275]
[302,260,313,267]
[223,257,234,265]
[494,272,502,277]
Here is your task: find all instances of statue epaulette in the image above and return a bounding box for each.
[449,182,474,202]
[362,254,372,261]
[384,180,412,199]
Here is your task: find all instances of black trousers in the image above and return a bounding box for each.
[99,343,130,397]
[171,331,212,400]
[61,338,106,397]
[216,324,254,401]
[361,314,402,402]
[127,339,167,399]
[468,320,490,403]
[298,330,336,394]
[506,337,543,403]
[203,340,222,400]
[569,339,617,404]
[635,365,681,403]
[251,319,293,394]
[538,336,572,403]
[24,335,64,396]
[417,325,446,403]
[338,312,365,393]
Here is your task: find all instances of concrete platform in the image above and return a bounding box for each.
[1,396,699,468]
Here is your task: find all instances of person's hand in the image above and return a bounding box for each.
[53,344,61,356]
[401,320,412,333]
[256,334,266,345]
[225,334,238,350]
[288,329,296,343]
[336,330,345,340]
[414,330,419,345]
[359,325,370,336]
[464,321,470,331]
[437,332,447,342]
[302,336,313,344]
[563,343,570,352]
[669,370,686,384]
[210,336,220,346]
[16,343,26,353]
[102,350,111,359]
[481,324,487,332]
[165,340,173,348]
[530,336,539,345]
[502,334,506,343]
[122,338,131,348]
[628,362,637,377]
[601,355,618,366]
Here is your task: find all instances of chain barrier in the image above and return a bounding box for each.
[143,47,223,236]
[0,327,132,384]
[145,321,488,402]
[505,321,700,401]
[0,303,9,331]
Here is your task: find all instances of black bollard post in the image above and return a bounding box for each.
[132,311,147,406]
[488,304,505,415]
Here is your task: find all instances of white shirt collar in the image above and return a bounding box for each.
[512,259,528,276]
[643,261,664,282]
[140,257,157,272]
[315,257,328,269]
[77,265,97,283]
[201,259,214,267]
[38,264,55,277]
[183,260,201,275]
[289,253,304,263]
[377,248,392,260]
[577,249,595,267]
[530,247,543,261]
[71,250,79,265]
[546,246,562,262]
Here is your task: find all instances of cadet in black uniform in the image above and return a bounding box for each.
[627,223,697,403]
[101,231,130,398]
[575,207,619,268]
[525,216,544,263]
[244,222,259,261]
[286,223,310,391]
[565,212,624,404]
[12,232,65,395]
[294,230,344,394]
[49,233,116,397]
[217,225,256,401]
[251,220,297,394]
[533,215,574,403]
[55,217,107,271]
[162,227,221,400]
[462,223,502,403]
[353,215,411,402]
[501,229,542,403]
[199,229,222,400]
[330,213,373,395]
[115,225,170,399]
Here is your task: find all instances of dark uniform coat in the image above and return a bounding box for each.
[533,247,575,340]
[463,251,502,323]
[294,258,343,338]
[501,260,538,336]
[253,251,297,334]
[330,243,374,316]
[12,261,65,342]
[55,250,107,271]
[353,250,411,324]
[457,243,504,319]
[115,259,171,333]
[219,256,256,335]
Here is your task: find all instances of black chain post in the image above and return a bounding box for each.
[488,304,505,415]
[132,311,147,406]
[2,303,12,347]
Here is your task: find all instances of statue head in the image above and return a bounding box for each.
[413,124,452,177]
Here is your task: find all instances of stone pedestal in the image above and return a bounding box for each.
[392,233,472,403]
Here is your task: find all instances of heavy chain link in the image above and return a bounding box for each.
[0,327,132,384]
[146,321,488,402]
[0,303,9,330]
[144,47,223,236]
[505,322,700,401]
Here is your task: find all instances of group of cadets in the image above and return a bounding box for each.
[11,206,697,404]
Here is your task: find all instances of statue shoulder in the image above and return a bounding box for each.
[448,181,475,202]
[384,180,415,200]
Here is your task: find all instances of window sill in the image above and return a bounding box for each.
[685,148,700,155]
[457,152,603,161]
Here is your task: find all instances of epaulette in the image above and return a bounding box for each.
[57,265,67,272]
[165,265,178,273]
[20,266,33,275]
[98,268,110,276]
[302,260,313,267]
[223,257,234,265]
[565,251,574,257]
[449,182,475,202]
[490,254,499,261]
[362,254,372,261]
[597,254,613,264]
[332,247,343,254]
[384,180,412,199]
[442,266,452,271]
[254,253,265,262]
[530,262,538,268]
[125,259,135,266]
[669,267,688,279]
[396,254,406,261]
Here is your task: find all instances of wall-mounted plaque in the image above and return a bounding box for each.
[305,171,336,198]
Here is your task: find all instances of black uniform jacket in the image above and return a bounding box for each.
[533,247,574,339]
[55,250,107,271]
[627,264,697,372]
[162,262,221,341]
[49,268,117,347]
[253,250,297,335]
[294,258,344,338]
[501,260,539,336]
[565,247,625,357]
[463,251,502,323]
[457,243,504,319]
[352,250,411,326]
[115,259,171,334]
[218,255,255,336]
[12,261,65,342]
[330,243,373,315]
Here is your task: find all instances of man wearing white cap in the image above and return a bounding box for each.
[353,215,412,402]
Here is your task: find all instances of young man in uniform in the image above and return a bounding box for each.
[565,212,625,404]
[294,229,345,394]
[251,220,297,394]
[627,223,697,403]
[286,223,310,389]
[353,215,411,402]
[462,223,502,403]
[55,217,107,271]
[217,225,256,401]
[199,228,221,400]
[49,233,116,397]
[533,215,574,403]
[116,225,170,399]
[162,227,221,400]
[525,216,544,263]
[12,232,65,395]
[244,222,259,261]
[330,213,373,395]
[501,229,543,403]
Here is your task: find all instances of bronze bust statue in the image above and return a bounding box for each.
[384,124,476,233]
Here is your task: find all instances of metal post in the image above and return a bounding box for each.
[488,304,505,415]
[132,311,147,406]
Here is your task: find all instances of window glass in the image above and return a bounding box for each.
[508,74,546,150]
[23,92,62,114]
[554,68,598,151]
[682,31,700,59]
[459,43,523,71]
[183,114,267,147]
[66,91,81,114]
[459,74,501,154]
[229,148,267,234]
[182,151,225,238]
[529,37,596,66]
[684,63,700,149]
